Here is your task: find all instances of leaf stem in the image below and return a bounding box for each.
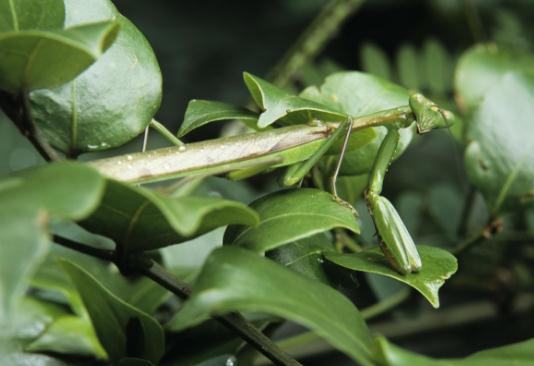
[150,119,185,147]
[89,106,413,184]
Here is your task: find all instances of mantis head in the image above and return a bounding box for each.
[409,93,458,134]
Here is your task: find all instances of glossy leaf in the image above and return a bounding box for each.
[224,188,359,253]
[167,247,376,366]
[178,99,258,137]
[0,21,119,93]
[26,315,106,358]
[32,241,168,315]
[376,336,534,366]
[243,72,346,128]
[464,72,534,210]
[325,246,457,308]
[301,72,414,175]
[30,1,162,153]
[0,161,105,219]
[0,0,65,32]
[267,233,335,283]
[82,179,259,253]
[455,44,534,111]
[0,162,105,323]
[61,259,165,364]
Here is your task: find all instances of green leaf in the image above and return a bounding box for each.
[325,246,457,308]
[0,337,68,366]
[397,43,421,90]
[464,71,534,211]
[167,247,376,366]
[60,259,164,364]
[81,179,259,254]
[243,72,346,128]
[0,209,49,325]
[376,336,534,366]
[0,21,120,93]
[301,72,414,175]
[178,99,258,137]
[0,297,68,365]
[0,162,105,323]
[29,7,162,153]
[422,38,451,96]
[0,161,105,219]
[224,188,359,253]
[267,233,335,283]
[0,0,65,32]
[360,42,392,80]
[32,241,168,315]
[26,315,106,358]
[455,44,534,111]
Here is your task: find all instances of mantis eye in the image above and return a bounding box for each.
[409,93,456,134]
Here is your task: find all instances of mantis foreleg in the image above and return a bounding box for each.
[365,128,422,274]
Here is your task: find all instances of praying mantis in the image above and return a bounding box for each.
[92,72,457,275]
[281,92,456,274]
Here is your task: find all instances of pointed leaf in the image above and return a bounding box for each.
[325,246,457,308]
[361,42,392,80]
[422,38,452,96]
[61,259,164,364]
[81,179,259,253]
[243,72,346,128]
[167,247,376,366]
[376,336,534,366]
[26,315,106,358]
[0,21,119,93]
[224,188,359,253]
[178,99,258,137]
[300,72,414,175]
[397,43,421,90]
[29,8,162,153]
[32,242,168,315]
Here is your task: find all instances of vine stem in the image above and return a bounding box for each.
[268,0,366,87]
[53,237,302,366]
[89,106,413,184]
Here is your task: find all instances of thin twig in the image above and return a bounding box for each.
[53,236,114,261]
[457,185,476,237]
[132,257,302,366]
[51,237,302,366]
[268,0,366,87]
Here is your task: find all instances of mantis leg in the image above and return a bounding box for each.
[282,119,352,188]
[366,128,422,274]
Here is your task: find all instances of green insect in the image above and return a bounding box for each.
[282,93,456,274]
